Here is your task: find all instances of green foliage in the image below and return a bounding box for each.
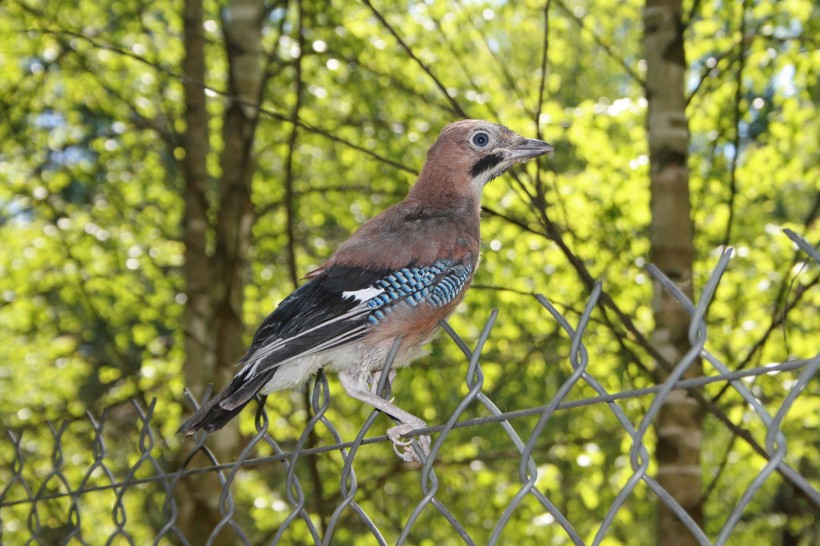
[0,0,817,544]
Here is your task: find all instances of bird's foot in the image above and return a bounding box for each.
[387,421,430,463]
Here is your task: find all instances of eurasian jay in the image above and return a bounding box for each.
[179,119,553,461]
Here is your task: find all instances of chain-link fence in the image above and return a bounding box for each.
[2,230,818,545]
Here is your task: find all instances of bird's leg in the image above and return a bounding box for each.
[339,370,430,463]
[369,367,397,396]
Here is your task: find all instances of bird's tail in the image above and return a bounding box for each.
[177,371,272,437]
[177,393,249,437]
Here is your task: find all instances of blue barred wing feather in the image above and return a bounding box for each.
[365,260,473,324]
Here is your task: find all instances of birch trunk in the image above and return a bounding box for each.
[643,1,704,544]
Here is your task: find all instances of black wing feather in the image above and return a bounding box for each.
[243,265,391,358]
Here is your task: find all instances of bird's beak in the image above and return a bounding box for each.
[506,138,554,161]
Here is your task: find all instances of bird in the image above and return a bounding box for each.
[178,119,553,462]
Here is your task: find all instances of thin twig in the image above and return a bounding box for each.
[361,0,469,118]
[553,0,646,88]
[720,0,750,248]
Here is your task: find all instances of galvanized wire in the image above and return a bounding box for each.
[2,230,818,545]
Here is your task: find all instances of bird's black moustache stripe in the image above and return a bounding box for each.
[470,152,504,177]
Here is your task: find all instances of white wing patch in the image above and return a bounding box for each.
[342,286,385,302]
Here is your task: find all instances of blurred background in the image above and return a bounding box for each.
[0,0,817,544]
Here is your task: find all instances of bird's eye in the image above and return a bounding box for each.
[472,132,490,147]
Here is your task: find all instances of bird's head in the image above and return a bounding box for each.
[411,119,553,205]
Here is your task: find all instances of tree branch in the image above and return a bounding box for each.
[362,0,469,118]
[553,0,646,88]
[719,0,750,248]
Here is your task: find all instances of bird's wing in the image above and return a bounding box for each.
[218,257,474,410]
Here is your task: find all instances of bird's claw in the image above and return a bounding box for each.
[387,423,431,463]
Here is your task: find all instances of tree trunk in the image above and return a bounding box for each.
[643,1,704,544]
[181,0,213,402]
[213,0,264,397]
[210,0,265,457]
[177,0,265,543]
[177,1,225,543]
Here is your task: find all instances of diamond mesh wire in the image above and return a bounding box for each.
[2,231,818,545]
